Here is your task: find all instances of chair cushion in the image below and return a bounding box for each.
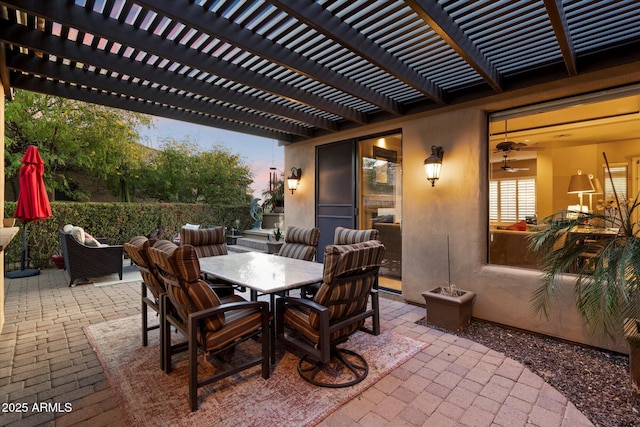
[203,310,262,350]
[285,226,320,245]
[69,226,85,244]
[125,236,164,299]
[173,245,203,285]
[277,243,316,261]
[185,279,224,332]
[181,226,228,258]
[149,241,225,332]
[333,227,379,245]
[283,305,362,344]
[321,240,386,284]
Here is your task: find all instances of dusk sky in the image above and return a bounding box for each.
[139,116,284,199]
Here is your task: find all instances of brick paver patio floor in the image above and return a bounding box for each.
[0,267,592,426]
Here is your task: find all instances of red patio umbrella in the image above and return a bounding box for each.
[6,146,52,278]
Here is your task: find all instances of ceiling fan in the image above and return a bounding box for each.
[495,140,528,153]
[499,153,529,172]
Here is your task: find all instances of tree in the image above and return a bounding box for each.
[135,139,253,204]
[4,90,152,200]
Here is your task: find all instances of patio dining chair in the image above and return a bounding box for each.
[276,240,385,387]
[302,226,380,299]
[180,226,236,297]
[148,240,270,411]
[123,236,166,368]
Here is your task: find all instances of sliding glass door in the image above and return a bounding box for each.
[358,133,403,291]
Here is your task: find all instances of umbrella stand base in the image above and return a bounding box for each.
[5,269,40,279]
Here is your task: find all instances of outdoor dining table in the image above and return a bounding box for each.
[199,251,324,302]
[199,251,324,362]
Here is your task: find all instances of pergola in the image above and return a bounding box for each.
[1,0,639,145]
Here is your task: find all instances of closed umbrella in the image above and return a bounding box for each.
[6,146,52,278]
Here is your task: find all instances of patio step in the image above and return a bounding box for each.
[231,237,268,253]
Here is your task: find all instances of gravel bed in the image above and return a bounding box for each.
[418,318,640,426]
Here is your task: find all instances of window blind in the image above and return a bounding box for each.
[489,177,536,223]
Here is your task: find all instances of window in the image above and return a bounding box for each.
[489,178,536,223]
[488,86,640,269]
[603,164,627,200]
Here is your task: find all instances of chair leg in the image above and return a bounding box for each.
[162,298,172,374]
[262,309,271,378]
[188,318,199,412]
[372,291,380,336]
[158,295,166,372]
[297,348,368,388]
[142,283,148,347]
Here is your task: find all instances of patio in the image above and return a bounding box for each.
[1,267,592,426]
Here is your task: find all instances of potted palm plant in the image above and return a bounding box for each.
[529,152,640,395]
[422,236,476,332]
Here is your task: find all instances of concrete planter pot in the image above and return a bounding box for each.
[422,287,476,332]
[266,241,284,254]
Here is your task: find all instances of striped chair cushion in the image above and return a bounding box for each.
[277,243,316,261]
[333,227,379,245]
[181,226,228,258]
[174,245,225,331]
[149,241,224,332]
[203,310,263,350]
[277,226,320,261]
[321,240,385,284]
[124,236,164,299]
[285,226,320,245]
[307,241,385,331]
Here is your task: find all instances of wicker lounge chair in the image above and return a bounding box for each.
[58,230,123,287]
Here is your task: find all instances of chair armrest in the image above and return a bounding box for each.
[276,295,328,314]
[189,300,269,322]
[97,237,108,244]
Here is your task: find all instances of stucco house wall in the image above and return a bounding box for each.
[284,63,640,353]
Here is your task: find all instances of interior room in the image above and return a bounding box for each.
[488,88,640,268]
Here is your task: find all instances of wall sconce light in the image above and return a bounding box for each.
[287,167,301,194]
[567,169,594,211]
[424,145,444,187]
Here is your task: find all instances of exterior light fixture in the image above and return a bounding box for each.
[287,167,301,194]
[424,146,444,187]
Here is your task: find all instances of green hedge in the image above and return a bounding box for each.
[4,202,251,270]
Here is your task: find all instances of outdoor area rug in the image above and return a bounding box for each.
[85,315,427,426]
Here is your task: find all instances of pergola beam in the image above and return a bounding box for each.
[135,0,404,115]
[269,0,444,105]
[406,0,502,93]
[0,43,13,100]
[11,73,293,142]
[543,0,578,76]
[7,54,315,138]
[0,20,336,131]
[2,0,368,124]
